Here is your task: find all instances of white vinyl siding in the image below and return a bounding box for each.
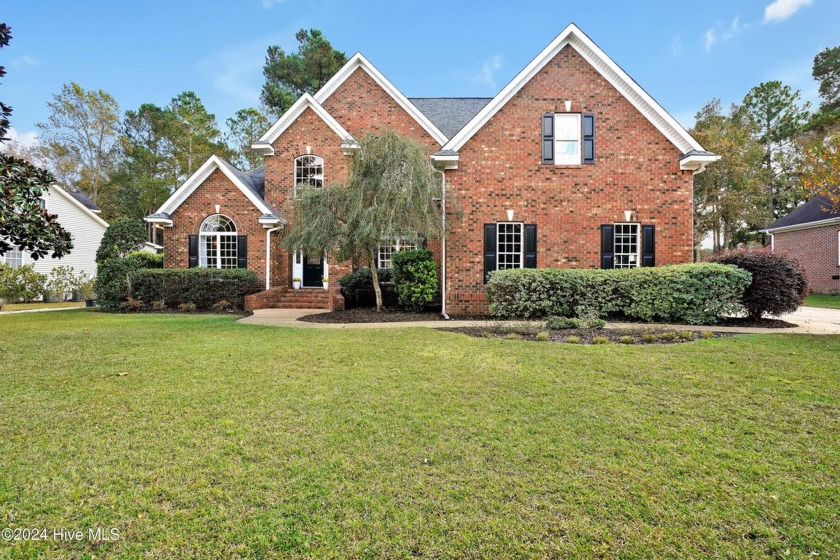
[554,114,581,166]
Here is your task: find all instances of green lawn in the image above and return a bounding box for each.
[1,301,84,312]
[805,294,840,309]
[0,311,837,558]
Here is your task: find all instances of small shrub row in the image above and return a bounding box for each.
[128,268,261,311]
[546,316,607,330]
[486,263,752,324]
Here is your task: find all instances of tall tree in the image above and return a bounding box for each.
[0,22,72,260]
[282,129,446,311]
[261,29,347,117]
[226,107,269,170]
[743,81,810,221]
[691,100,768,255]
[801,132,840,211]
[168,91,230,179]
[813,46,840,115]
[36,82,120,205]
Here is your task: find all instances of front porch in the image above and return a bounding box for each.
[245,285,344,311]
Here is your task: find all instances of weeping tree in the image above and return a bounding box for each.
[282,129,446,311]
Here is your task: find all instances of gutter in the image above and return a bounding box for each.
[433,168,450,320]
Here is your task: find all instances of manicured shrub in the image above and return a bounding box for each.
[130,269,261,311]
[391,249,437,311]
[126,251,163,269]
[658,332,678,341]
[619,335,635,344]
[641,333,658,343]
[700,331,715,339]
[535,331,550,341]
[487,263,752,325]
[678,331,696,340]
[96,218,147,264]
[546,316,606,330]
[710,247,807,318]
[565,335,581,344]
[593,336,610,345]
[95,254,158,311]
[337,267,396,308]
[0,263,47,303]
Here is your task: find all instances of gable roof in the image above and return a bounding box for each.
[314,53,449,146]
[67,191,101,213]
[49,184,109,229]
[409,98,492,139]
[149,156,276,220]
[442,23,705,155]
[252,93,356,155]
[763,195,840,232]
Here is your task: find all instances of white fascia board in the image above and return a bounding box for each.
[144,216,174,226]
[254,93,355,148]
[680,153,721,172]
[443,23,704,155]
[430,153,460,170]
[50,184,110,229]
[154,155,274,217]
[761,216,840,234]
[314,53,448,147]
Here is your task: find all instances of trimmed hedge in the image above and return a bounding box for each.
[95,253,164,310]
[710,248,807,318]
[129,268,262,310]
[487,264,752,325]
[338,267,397,308]
[392,249,437,311]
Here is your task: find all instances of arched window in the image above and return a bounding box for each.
[294,155,324,196]
[199,214,238,269]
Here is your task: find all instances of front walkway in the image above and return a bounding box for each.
[237,306,840,335]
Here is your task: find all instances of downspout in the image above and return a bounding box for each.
[265,226,283,290]
[433,168,449,320]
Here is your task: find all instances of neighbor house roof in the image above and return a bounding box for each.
[763,195,840,233]
[67,191,101,213]
[49,184,109,229]
[408,98,493,139]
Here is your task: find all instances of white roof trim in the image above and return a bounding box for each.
[313,52,448,147]
[49,184,109,229]
[761,216,840,234]
[152,155,274,217]
[443,23,705,155]
[680,153,721,172]
[253,93,355,154]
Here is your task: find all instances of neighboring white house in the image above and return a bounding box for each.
[0,184,108,279]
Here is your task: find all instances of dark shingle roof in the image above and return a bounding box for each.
[68,191,101,212]
[764,195,840,231]
[409,98,492,139]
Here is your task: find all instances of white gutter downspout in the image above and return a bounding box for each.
[265,226,283,289]
[433,168,449,320]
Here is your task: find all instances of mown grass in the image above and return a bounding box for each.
[0,310,837,558]
[0,301,84,312]
[804,294,840,309]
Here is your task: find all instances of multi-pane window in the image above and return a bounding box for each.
[497,222,523,270]
[377,238,417,269]
[554,114,581,165]
[294,155,324,196]
[4,248,24,269]
[614,223,640,268]
[199,214,238,269]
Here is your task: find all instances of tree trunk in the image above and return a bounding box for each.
[369,249,383,312]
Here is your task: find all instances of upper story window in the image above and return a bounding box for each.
[199,214,238,269]
[554,114,581,166]
[613,223,640,268]
[294,155,324,196]
[377,238,417,269]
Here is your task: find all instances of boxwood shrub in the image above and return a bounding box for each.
[95,253,163,311]
[391,249,437,311]
[129,268,262,310]
[486,263,752,324]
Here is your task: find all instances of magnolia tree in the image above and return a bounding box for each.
[282,129,447,311]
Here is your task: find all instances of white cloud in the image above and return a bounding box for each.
[471,55,502,90]
[671,36,683,57]
[703,29,716,51]
[11,55,38,68]
[261,0,284,8]
[764,0,812,23]
[6,127,38,148]
[703,15,744,51]
[199,36,282,106]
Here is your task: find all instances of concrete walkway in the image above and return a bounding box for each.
[237,306,840,335]
[0,305,85,315]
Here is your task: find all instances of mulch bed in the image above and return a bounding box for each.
[300,308,493,323]
[443,327,733,345]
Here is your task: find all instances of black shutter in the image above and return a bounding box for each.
[237,236,247,269]
[641,225,655,267]
[483,223,497,283]
[582,113,595,164]
[600,225,614,269]
[524,224,537,269]
[188,235,198,268]
[541,113,554,164]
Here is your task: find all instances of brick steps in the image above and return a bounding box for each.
[245,287,333,310]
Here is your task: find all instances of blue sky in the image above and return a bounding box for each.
[3,0,838,146]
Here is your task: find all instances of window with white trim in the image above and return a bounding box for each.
[377,238,417,269]
[497,222,524,270]
[614,223,640,268]
[294,155,324,196]
[554,113,581,166]
[199,214,238,269]
[4,247,25,269]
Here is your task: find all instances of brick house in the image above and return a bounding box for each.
[762,195,840,294]
[146,23,717,315]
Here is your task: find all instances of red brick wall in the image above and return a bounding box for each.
[164,168,268,286]
[773,225,840,294]
[443,45,695,315]
[320,67,441,152]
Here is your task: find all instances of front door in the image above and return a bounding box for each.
[302,254,324,287]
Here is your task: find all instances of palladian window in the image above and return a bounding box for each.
[199,214,238,269]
